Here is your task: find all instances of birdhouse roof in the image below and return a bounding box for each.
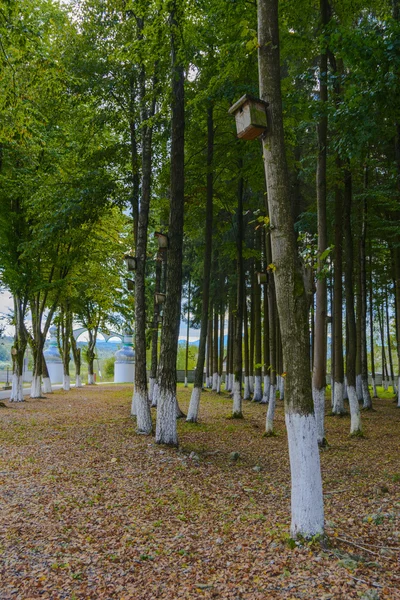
[228,94,268,115]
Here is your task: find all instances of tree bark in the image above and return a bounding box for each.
[232,168,244,417]
[244,282,251,400]
[149,253,162,405]
[253,232,263,402]
[10,295,28,402]
[332,159,345,414]
[218,305,224,393]
[131,52,155,435]
[385,287,395,394]
[258,0,323,537]
[187,104,214,421]
[343,168,362,434]
[212,298,219,391]
[71,327,82,388]
[156,1,185,445]
[369,253,377,398]
[184,277,191,388]
[360,171,372,408]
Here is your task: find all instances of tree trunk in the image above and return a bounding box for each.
[369,253,377,398]
[244,283,251,400]
[156,1,185,445]
[42,352,52,394]
[131,56,155,435]
[355,258,363,402]
[343,169,362,435]
[385,288,395,394]
[71,328,82,388]
[249,270,255,392]
[218,306,224,393]
[232,169,244,417]
[262,281,270,403]
[187,105,214,421]
[253,233,263,402]
[265,277,277,434]
[185,277,191,388]
[129,75,140,250]
[149,254,162,405]
[86,325,98,385]
[10,295,27,402]
[212,300,219,391]
[360,173,372,408]
[332,159,345,414]
[258,0,323,537]
[393,247,400,406]
[207,313,213,388]
[377,305,387,391]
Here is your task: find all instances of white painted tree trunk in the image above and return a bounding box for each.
[216,375,221,394]
[226,373,231,392]
[348,385,362,435]
[249,375,254,393]
[184,376,188,388]
[269,383,276,407]
[63,375,70,391]
[372,377,378,398]
[212,372,218,391]
[131,391,137,416]
[312,386,326,446]
[133,391,152,434]
[243,376,251,400]
[285,412,324,537]
[75,375,83,388]
[207,376,212,388]
[343,377,348,400]
[265,390,276,433]
[151,382,159,407]
[42,377,52,394]
[383,379,388,391]
[149,377,156,403]
[253,375,262,402]
[187,386,201,422]
[356,374,363,401]
[30,376,42,398]
[262,375,270,404]
[279,376,285,400]
[332,381,344,414]
[10,374,24,402]
[232,380,242,417]
[330,381,334,409]
[155,389,178,445]
[361,376,372,409]
[88,374,95,385]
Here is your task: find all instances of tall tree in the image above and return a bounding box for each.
[156,0,185,445]
[258,0,324,537]
[312,0,329,447]
[187,104,214,422]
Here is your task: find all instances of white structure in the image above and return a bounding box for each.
[114,333,135,383]
[43,326,63,384]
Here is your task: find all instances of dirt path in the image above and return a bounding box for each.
[0,385,399,599]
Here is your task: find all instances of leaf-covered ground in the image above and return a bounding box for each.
[0,385,399,599]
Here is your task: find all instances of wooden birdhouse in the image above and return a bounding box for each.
[124,254,137,271]
[228,95,268,141]
[257,272,268,285]
[154,231,169,249]
[155,292,166,305]
[126,278,135,291]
